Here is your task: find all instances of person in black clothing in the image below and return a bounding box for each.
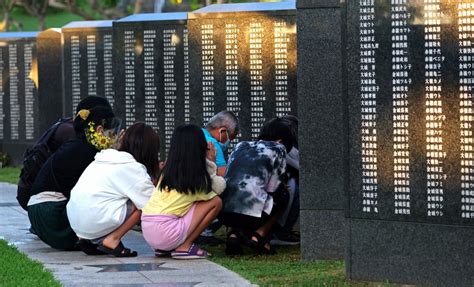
[16,96,112,210]
[219,118,294,255]
[27,105,120,250]
[270,115,300,246]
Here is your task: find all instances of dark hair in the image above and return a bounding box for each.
[73,105,115,136]
[119,122,160,179]
[258,117,295,152]
[75,96,111,114]
[160,124,211,194]
[281,115,298,149]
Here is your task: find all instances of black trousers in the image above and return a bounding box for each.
[219,184,289,231]
[16,179,30,211]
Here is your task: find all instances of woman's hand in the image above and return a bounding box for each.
[207,142,217,163]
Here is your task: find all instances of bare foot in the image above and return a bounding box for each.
[174,242,192,252]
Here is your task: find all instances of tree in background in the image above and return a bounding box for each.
[48,0,124,20]
[1,0,238,31]
[17,0,49,30]
[0,0,23,31]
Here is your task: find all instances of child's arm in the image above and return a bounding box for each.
[206,159,226,195]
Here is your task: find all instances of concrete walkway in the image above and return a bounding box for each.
[0,183,252,286]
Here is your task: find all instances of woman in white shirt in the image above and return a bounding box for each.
[67,122,160,257]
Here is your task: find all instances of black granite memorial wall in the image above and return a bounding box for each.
[0,38,7,154]
[345,0,474,285]
[37,29,63,135]
[188,1,297,150]
[113,13,188,157]
[296,0,346,260]
[62,21,115,116]
[0,32,39,165]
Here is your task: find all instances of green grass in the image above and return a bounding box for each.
[205,231,395,286]
[0,239,61,286]
[208,244,347,286]
[0,166,394,286]
[0,167,20,184]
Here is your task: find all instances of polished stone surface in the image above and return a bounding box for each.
[297,2,345,260]
[188,2,297,138]
[347,219,474,286]
[0,182,252,286]
[62,21,115,117]
[37,29,63,134]
[112,14,188,159]
[87,263,174,273]
[342,0,474,285]
[296,0,339,9]
[300,210,345,260]
[0,32,41,165]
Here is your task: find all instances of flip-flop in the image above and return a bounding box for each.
[97,241,137,257]
[171,243,209,259]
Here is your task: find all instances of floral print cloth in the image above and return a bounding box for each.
[222,140,287,218]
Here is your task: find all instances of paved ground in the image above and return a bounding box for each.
[0,183,252,286]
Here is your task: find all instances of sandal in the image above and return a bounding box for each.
[171,243,210,259]
[78,239,107,256]
[97,241,138,257]
[154,249,172,257]
[225,229,244,256]
[247,232,276,255]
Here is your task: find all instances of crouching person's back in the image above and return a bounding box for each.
[67,122,160,257]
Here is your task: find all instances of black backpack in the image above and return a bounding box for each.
[19,118,71,186]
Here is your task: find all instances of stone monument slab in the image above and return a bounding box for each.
[345,0,474,285]
[113,13,188,157]
[62,21,115,116]
[188,1,297,151]
[37,29,63,134]
[296,0,346,260]
[0,32,39,165]
[0,40,7,153]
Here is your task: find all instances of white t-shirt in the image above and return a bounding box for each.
[67,149,154,239]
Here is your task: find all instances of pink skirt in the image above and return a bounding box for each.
[141,204,196,251]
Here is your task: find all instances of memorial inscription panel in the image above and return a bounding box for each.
[113,13,188,157]
[0,44,6,141]
[188,2,297,148]
[8,42,20,141]
[23,41,36,140]
[63,21,115,116]
[348,0,474,225]
[0,33,39,164]
[1,34,39,143]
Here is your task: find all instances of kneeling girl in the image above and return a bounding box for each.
[141,124,225,259]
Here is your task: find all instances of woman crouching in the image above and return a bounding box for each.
[67,122,160,257]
